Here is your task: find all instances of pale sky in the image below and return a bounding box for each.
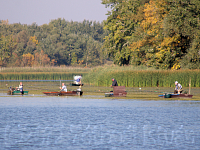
[0,0,110,25]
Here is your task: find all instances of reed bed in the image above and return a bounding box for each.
[83,67,200,87]
[0,72,88,80]
[1,66,200,88]
[0,66,91,73]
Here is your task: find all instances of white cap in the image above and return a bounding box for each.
[175,81,178,84]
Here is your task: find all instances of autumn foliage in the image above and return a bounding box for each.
[102,0,200,69]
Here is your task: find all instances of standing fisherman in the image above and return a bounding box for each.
[16,82,23,94]
[111,78,118,87]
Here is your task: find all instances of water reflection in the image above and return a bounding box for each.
[0,96,200,149]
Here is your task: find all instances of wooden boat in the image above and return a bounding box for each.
[105,86,127,97]
[158,93,193,98]
[43,90,83,96]
[70,83,84,86]
[105,92,114,97]
[7,89,29,95]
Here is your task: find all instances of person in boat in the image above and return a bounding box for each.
[74,75,82,85]
[174,81,183,94]
[60,83,67,92]
[111,78,118,87]
[16,82,23,94]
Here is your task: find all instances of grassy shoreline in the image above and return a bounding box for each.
[1,81,200,100]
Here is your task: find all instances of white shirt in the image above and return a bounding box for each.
[61,85,67,92]
[175,83,182,90]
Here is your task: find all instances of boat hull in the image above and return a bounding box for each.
[70,83,84,86]
[159,93,193,98]
[105,86,127,97]
[7,90,29,95]
[43,91,83,96]
[105,92,127,97]
[105,92,114,97]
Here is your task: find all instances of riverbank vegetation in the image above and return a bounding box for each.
[83,66,200,87]
[0,66,91,73]
[1,66,200,88]
[102,0,200,69]
[1,0,200,70]
[1,0,200,91]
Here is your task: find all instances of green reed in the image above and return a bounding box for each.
[0,66,91,73]
[1,66,200,87]
[0,72,88,80]
[83,67,200,87]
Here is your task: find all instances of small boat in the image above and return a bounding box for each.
[105,86,127,97]
[105,92,114,97]
[158,93,193,98]
[70,75,83,86]
[70,83,84,86]
[7,89,29,95]
[43,90,83,96]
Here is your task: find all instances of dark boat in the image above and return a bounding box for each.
[70,83,84,86]
[7,88,28,95]
[43,90,83,96]
[158,93,193,98]
[105,86,127,97]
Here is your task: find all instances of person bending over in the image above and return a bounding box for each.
[174,81,183,94]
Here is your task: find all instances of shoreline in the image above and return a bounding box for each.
[1,83,200,100]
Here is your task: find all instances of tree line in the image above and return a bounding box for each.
[0,19,109,67]
[102,0,200,69]
[1,0,200,69]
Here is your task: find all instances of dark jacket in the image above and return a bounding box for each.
[112,79,118,86]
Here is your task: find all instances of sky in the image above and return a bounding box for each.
[0,0,110,25]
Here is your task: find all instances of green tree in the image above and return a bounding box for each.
[71,52,77,65]
[102,0,149,65]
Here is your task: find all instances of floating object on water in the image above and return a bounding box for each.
[43,91,83,96]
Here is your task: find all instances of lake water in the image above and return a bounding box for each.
[0,95,200,150]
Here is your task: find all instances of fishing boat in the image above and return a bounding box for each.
[70,83,84,86]
[70,75,83,86]
[43,90,83,96]
[7,89,29,95]
[105,86,127,97]
[158,93,193,98]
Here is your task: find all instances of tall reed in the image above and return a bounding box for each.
[83,67,200,87]
[0,72,88,80]
[0,66,91,73]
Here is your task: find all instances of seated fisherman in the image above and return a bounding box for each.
[174,81,183,94]
[111,78,118,87]
[74,75,82,85]
[60,83,67,92]
[16,82,23,94]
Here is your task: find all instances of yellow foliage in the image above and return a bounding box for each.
[171,62,181,70]
[78,60,84,65]
[22,53,34,67]
[34,50,50,66]
[129,0,168,52]
[29,36,39,45]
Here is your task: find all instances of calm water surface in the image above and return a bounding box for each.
[0,95,200,150]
